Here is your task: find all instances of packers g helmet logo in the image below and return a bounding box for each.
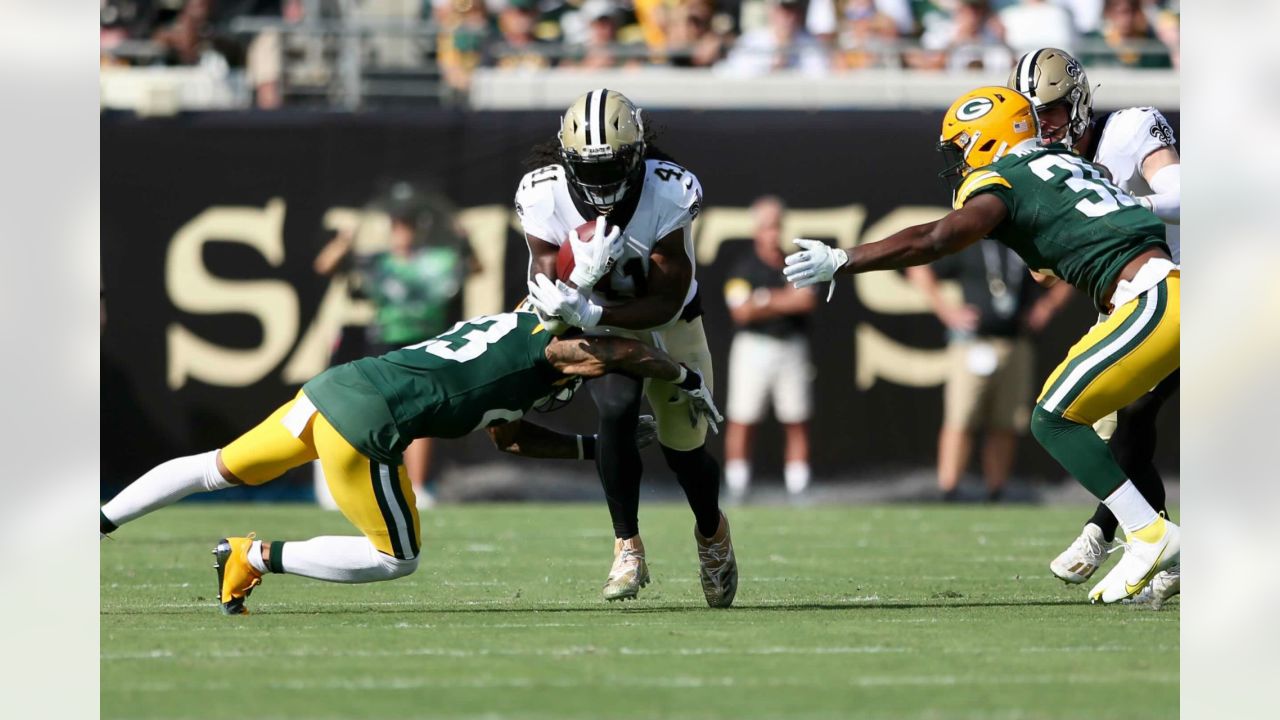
[956,98,994,121]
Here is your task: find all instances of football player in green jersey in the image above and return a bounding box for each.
[782,86,1180,604]
[100,309,721,614]
[1011,47,1180,607]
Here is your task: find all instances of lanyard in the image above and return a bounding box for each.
[980,240,1021,318]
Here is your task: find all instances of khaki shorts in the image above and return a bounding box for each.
[944,337,1033,432]
[726,331,812,425]
[588,316,715,451]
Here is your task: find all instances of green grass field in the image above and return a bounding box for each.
[101,503,1177,720]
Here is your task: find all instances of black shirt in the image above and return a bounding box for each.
[727,251,810,339]
[929,239,1039,339]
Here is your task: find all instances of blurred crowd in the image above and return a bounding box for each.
[101,0,1180,105]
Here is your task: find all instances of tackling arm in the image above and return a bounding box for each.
[486,419,584,459]
[597,230,691,330]
[544,335,682,382]
[841,194,1006,275]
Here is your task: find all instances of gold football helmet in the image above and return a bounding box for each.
[1007,48,1093,147]
[938,86,1040,191]
[558,88,646,211]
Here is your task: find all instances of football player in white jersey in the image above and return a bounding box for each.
[518,88,738,607]
[1010,48,1180,608]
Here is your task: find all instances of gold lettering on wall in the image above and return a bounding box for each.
[166,199,298,389]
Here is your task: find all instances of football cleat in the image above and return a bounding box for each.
[1089,519,1180,604]
[1050,523,1115,584]
[1126,565,1181,610]
[695,512,738,608]
[603,536,649,602]
[213,534,262,615]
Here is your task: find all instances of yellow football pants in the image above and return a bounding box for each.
[1037,272,1180,425]
[219,391,421,560]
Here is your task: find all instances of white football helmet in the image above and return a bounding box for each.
[1008,48,1094,148]
[558,88,646,212]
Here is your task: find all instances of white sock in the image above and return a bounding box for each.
[724,459,751,493]
[279,536,418,583]
[784,461,811,494]
[1103,480,1160,537]
[101,450,232,528]
[247,540,268,574]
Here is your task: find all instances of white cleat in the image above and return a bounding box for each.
[695,512,738,608]
[1050,523,1116,584]
[1125,565,1180,609]
[1089,519,1180,604]
[603,536,649,602]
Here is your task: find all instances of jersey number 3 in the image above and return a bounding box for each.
[411,314,519,362]
[1029,154,1138,218]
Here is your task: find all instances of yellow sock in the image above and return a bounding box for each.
[1129,515,1167,544]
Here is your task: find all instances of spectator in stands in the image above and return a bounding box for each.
[908,0,1010,71]
[1000,0,1077,57]
[1056,0,1104,35]
[152,0,219,66]
[665,0,731,67]
[906,240,1073,502]
[314,183,476,507]
[562,0,642,68]
[487,0,556,69]
[717,0,831,76]
[1152,0,1179,68]
[1080,0,1171,68]
[722,196,818,502]
[633,0,673,53]
[833,0,902,70]
[437,0,491,92]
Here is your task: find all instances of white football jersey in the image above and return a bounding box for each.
[1091,107,1180,263]
[515,158,704,318]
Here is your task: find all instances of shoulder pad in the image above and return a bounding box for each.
[515,165,565,240]
[1099,108,1177,168]
[1107,107,1176,145]
[647,160,704,235]
[953,169,1011,210]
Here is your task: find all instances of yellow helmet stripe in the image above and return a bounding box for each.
[953,171,1011,210]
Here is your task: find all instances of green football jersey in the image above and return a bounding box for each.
[303,312,562,465]
[953,142,1169,311]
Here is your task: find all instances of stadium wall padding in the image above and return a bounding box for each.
[101,110,1179,493]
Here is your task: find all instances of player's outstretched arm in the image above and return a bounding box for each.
[844,194,1006,274]
[784,194,1007,290]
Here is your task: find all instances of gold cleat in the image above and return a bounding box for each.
[696,512,738,608]
[603,536,650,602]
[213,533,262,615]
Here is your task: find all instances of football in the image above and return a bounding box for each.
[554,220,597,281]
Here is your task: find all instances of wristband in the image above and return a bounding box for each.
[674,365,688,385]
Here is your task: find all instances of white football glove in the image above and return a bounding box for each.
[672,364,724,434]
[783,238,849,301]
[568,216,625,290]
[526,273,603,328]
[635,414,657,449]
